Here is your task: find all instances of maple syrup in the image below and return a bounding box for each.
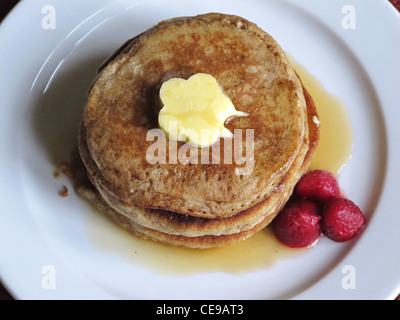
[87,212,301,275]
[288,56,354,177]
[85,57,354,274]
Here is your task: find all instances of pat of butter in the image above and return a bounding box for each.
[158,73,248,147]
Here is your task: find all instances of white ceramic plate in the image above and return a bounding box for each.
[1,0,399,300]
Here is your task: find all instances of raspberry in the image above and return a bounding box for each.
[321,198,366,242]
[295,170,340,204]
[273,199,321,248]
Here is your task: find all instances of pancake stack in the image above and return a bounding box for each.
[77,13,319,249]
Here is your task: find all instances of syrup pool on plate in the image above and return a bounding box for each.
[85,56,354,275]
[288,56,354,177]
[87,212,300,275]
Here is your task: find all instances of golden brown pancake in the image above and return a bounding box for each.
[76,85,318,248]
[76,12,320,248]
[83,13,309,219]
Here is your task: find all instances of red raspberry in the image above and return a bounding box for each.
[321,198,366,242]
[273,199,321,248]
[295,170,340,204]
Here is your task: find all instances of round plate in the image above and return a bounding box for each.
[0,0,399,299]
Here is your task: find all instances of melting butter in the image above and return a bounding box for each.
[158,73,247,148]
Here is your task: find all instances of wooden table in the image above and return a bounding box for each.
[0,0,399,301]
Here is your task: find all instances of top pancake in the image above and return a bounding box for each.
[83,13,308,219]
